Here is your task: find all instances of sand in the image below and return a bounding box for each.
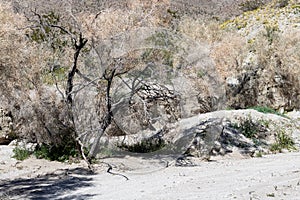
[0,145,300,200]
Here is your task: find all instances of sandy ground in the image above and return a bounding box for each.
[0,145,300,200]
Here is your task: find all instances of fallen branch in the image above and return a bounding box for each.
[75,136,92,171]
[106,163,129,181]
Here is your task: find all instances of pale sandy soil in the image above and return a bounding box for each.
[0,145,300,200]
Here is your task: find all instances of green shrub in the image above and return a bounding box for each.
[34,141,81,162]
[270,130,295,152]
[267,193,275,197]
[42,66,67,85]
[255,151,263,157]
[12,147,31,161]
[264,24,279,45]
[240,119,258,138]
[249,106,285,117]
[232,116,259,139]
[119,139,165,153]
[12,139,84,162]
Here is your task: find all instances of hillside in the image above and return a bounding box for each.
[0,0,300,192]
[0,0,299,156]
[0,0,300,199]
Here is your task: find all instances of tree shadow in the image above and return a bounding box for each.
[0,167,97,200]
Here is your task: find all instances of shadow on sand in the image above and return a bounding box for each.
[0,167,96,200]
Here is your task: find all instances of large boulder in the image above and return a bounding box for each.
[100,109,299,163]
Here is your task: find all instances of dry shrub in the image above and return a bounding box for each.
[211,32,248,80]
[0,2,74,145]
[178,17,223,43]
[251,27,300,85]
[0,2,55,93]
[0,3,27,90]
[272,30,300,108]
[1,0,176,155]
[79,0,171,41]
[276,30,300,76]
[213,23,300,110]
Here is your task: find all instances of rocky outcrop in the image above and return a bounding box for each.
[222,2,300,111]
[101,109,299,163]
[226,66,300,111]
[0,107,13,145]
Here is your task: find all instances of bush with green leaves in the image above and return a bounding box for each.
[12,141,86,162]
[255,151,263,157]
[249,106,285,117]
[119,138,166,153]
[231,116,261,139]
[270,130,295,152]
[12,147,31,161]
[34,142,82,162]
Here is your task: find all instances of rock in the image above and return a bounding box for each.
[0,107,14,145]
[0,137,11,145]
[226,58,299,111]
[8,139,18,146]
[214,141,222,151]
[226,77,239,86]
[175,156,197,167]
[72,108,299,160]
[286,110,300,121]
[280,149,290,153]
[219,148,226,156]
[166,109,297,159]
[188,119,224,159]
[9,139,37,152]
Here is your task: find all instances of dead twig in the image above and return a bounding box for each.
[105,163,129,181]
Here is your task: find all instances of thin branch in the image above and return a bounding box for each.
[106,163,129,181]
[68,77,100,96]
[55,81,65,99]
[49,24,73,36]
[92,10,104,24]
[76,137,92,170]
[75,69,98,85]
[77,128,103,139]
[51,73,65,99]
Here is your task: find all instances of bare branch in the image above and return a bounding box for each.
[49,24,73,36]
[68,77,100,96]
[75,69,97,84]
[66,33,88,106]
